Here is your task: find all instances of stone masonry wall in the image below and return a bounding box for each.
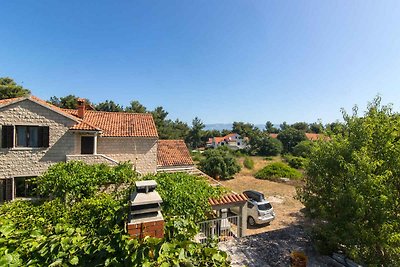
[66,154,118,166]
[97,137,158,174]
[0,100,79,179]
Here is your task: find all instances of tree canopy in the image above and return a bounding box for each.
[277,128,307,153]
[299,97,400,265]
[95,100,123,112]
[0,77,30,99]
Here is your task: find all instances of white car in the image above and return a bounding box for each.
[231,190,276,226]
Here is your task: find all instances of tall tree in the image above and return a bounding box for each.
[95,100,123,112]
[265,121,279,133]
[277,128,307,153]
[291,122,309,132]
[49,95,79,109]
[232,122,257,137]
[280,121,290,131]
[309,121,324,133]
[186,117,205,149]
[125,100,147,113]
[0,77,30,99]
[300,97,400,265]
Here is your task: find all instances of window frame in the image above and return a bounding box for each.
[1,125,49,149]
[14,176,37,199]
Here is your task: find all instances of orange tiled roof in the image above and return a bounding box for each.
[305,133,325,141]
[209,193,248,206]
[70,121,101,131]
[269,133,278,139]
[0,96,26,106]
[63,109,158,137]
[157,140,194,167]
[0,95,158,137]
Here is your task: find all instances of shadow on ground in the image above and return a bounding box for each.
[219,215,329,267]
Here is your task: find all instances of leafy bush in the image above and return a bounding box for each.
[292,140,314,158]
[265,156,273,161]
[284,155,308,169]
[199,148,241,180]
[299,98,400,265]
[33,161,137,203]
[243,157,254,169]
[190,151,204,162]
[0,169,229,266]
[255,162,302,180]
[154,172,225,222]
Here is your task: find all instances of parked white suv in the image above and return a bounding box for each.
[231,190,275,226]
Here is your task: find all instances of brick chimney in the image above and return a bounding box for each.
[77,98,86,119]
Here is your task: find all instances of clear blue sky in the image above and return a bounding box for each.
[1,1,400,125]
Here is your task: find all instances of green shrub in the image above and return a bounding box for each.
[299,98,400,265]
[0,170,229,266]
[33,161,137,203]
[265,156,274,161]
[255,162,302,180]
[199,148,241,179]
[243,157,254,169]
[285,155,308,169]
[292,140,314,158]
[190,151,204,162]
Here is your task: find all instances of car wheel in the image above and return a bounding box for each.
[247,216,256,226]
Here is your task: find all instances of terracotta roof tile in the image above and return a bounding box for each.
[70,121,101,131]
[209,193,248,206]
[0,96,26,106]
[157,140,194,167]
[0,96,158,137]
[63,109,158,137]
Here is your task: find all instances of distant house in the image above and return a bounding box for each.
[206,133,247,150]
[0,95,192,203]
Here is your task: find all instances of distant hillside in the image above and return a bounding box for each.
[204,123,268,131]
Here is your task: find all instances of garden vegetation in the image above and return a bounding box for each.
[299,98,400,265]
[0,162,229,266]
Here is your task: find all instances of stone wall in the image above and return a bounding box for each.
[66,154,118,166]
[0,99,79,179]
[97,137,158,174]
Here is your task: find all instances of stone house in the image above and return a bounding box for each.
[0,95,192,203]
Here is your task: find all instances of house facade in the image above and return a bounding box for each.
[0,96,190,203]
[206,133,247,150]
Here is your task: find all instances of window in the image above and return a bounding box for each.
[247,202,254,209]
[1,126,13,148]
[0,178,13,203]
[1,125,49,148]
[257,203,273,211]
[14,177,36,198]
[81,136,94,154]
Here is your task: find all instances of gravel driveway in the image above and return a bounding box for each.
[219,224,329,267]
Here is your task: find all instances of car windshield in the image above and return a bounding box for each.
[258,203,272,210]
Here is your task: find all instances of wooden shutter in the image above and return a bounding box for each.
[5,178,12,201]
[0,178,13,203]
[1,125,14,148]
[38,126,49,148]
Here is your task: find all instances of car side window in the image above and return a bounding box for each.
[247,202,254,209]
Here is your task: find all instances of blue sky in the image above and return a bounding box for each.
[1,1,400,125]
